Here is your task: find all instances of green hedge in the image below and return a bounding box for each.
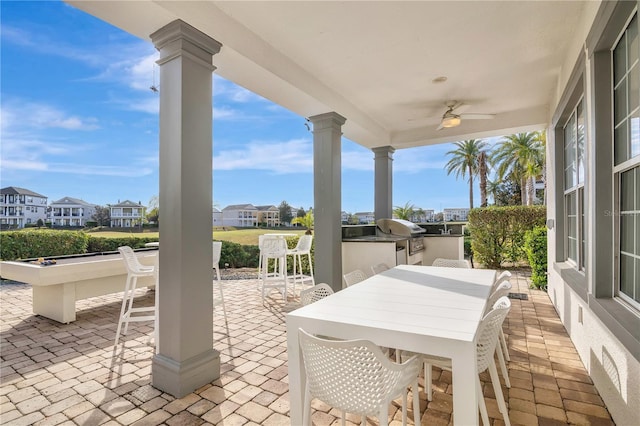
[0,230,89,260]
[524,226,548,289]
[468,206,546,269]
[87,236,158,252]
[0,230,314,272]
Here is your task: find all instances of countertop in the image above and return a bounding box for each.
[342,235,408,243]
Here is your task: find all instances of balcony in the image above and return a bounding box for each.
[0,270,616,425]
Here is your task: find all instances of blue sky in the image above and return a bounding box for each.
[1,1,494,214]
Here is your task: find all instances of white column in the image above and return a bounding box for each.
[373,146,394,221]
[309,112,346,292]
[150,20,222,398]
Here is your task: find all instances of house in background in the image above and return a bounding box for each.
[109,200,145,228]
[256,205,280,227]
[0,186,48,228]
[354,212,374,224]
[212,207,222,226]
[411,209,435,223]
[49,197,97,227]
[221,204,258,227]
[443,208,470,222]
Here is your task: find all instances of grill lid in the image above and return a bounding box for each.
[376,218,426,237]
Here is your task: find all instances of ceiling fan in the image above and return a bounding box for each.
[437,101,495,130]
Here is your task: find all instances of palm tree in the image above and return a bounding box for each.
[478,151,489,207]
[486,178,501,205]
[534,130,547,205]
[291,209,314,234]
[491,132,544,205]
[393,202,415,221]
[445,139,488,209]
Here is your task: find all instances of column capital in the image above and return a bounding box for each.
[309,112,346,130]
[151,20,222,68]
[372,146,395,158]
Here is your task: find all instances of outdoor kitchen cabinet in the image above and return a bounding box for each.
[341,240,404,285]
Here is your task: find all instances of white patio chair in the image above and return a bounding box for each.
[493,270,512,291]
[115,246,156,347]
[407,296,512,426]
[259,237,288,301]
[486,280,513,374]
[298,328,421,426]
[212,242,228,324]
[300,283,334,306]
[432,258,471,268]
[371,262,390,275]
[287,235,315,293]
[343,269,367,287]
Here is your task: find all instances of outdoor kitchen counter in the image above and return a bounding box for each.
[342,235,407,242]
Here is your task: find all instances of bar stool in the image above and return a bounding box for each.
[115,246,156,347]
[287,234,315,294]
[259,237,288,301]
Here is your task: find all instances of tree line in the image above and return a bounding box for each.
[445,131,546,209]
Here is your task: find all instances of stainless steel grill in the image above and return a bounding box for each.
[376,218,426,255]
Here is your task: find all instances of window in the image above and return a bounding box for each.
[563,99,586,270]
[613,12,640,307]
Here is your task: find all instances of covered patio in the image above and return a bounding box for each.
[13,1,640,424]
[1,274,614,425]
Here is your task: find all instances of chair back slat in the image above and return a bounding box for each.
[476,296,511,372]
[300,283,334,306]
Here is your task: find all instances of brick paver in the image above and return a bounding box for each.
[0,269,616,425]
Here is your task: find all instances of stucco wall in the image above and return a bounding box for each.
[547,269,640,425]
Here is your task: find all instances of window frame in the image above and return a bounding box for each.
[612,10,640,310]
[563,98,587,271]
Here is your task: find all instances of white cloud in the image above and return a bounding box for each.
[342,151,374,171]
[214,76,266,103]
[394,149,448,173]
[1,100,99,131]
[214,139,312,173]
[123,97,160,115]
[1,134,154,178]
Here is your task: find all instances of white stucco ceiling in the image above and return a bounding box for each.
[67,1,599,150]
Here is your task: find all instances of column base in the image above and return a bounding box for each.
[152,349,220,397]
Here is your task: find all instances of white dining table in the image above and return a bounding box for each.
[286,264,496,425]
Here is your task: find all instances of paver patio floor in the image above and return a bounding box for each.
[0,270,615,425]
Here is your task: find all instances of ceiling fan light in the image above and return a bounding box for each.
[441,116,461,128]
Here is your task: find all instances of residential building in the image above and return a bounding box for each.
[0,186,48,228]
[221,204,258,227]
[110,200,145,228]
[443,208,469,222]
[340,211,350,223]
[354,211,374,224]
[212,208,222,226]
[411,209,435,223]
[256,205,280,227]
[49,197,97,227]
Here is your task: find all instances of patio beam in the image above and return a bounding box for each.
[150,20,222,398]
[310,112,346,292]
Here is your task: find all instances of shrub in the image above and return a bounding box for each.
[0,229,89,260]
[524,226,548,289]
[220,240,260,268]
[87,236,158,252]
[468,206,546,269]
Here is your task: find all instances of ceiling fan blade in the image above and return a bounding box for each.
[459,113,495,120]
[449,101,465,111]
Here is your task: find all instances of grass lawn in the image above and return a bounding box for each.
[213,228,306,245]
[88,228,307,246]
